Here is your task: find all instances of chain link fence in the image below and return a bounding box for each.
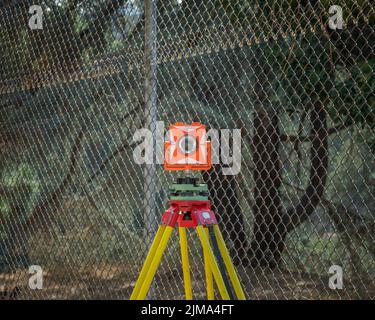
[0,0,374,299]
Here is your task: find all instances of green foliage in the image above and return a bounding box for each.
[0,0,374,286]
[0,161,40,224]
[219,0,375,26]
[333,57,375,126]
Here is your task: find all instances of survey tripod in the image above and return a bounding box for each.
[130,177,246,300]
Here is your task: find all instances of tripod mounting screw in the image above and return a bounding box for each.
[202,212,211,219]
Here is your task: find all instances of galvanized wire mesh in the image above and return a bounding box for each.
[0,0,374,300]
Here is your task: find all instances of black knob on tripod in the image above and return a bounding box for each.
[177,177,198,185]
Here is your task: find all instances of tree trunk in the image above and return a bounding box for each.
[203,164,249,265]
[248,100,328,268]
[284,100,328,230]
[248,107,283,268]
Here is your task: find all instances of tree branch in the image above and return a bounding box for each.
[280,121,352,143]
[17,130,85,238]
[284,100,329,232]
[86,105,142,185]
[79,0,128,49]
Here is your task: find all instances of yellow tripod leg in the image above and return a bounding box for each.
[204,227,214,300]
[130,225,166,300]
[213,225,246,300]
[179,227,193,300]
[136,226,174,300]
[196,225,230,300]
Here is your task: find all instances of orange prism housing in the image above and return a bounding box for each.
[164,122,211,171]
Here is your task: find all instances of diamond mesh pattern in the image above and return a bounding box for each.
[0,0,374,299]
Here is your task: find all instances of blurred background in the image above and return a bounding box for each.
[0,0,374,299]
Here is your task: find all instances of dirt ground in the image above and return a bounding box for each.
[1,264,374,300]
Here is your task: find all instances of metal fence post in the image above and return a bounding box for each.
[143,0,158,299]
